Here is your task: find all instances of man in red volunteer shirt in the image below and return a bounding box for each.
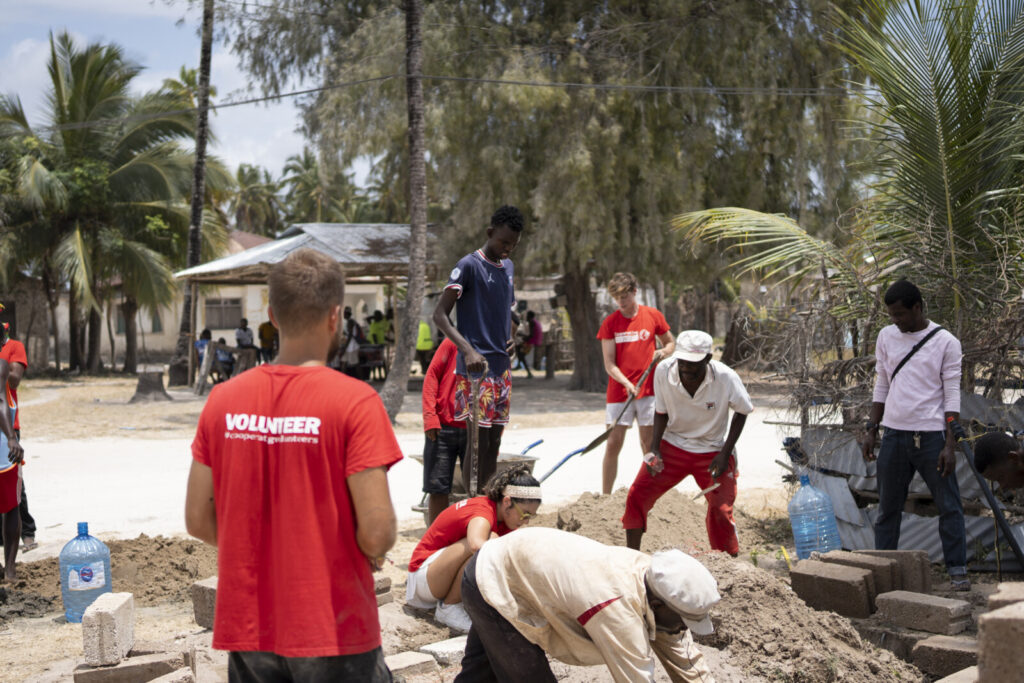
[185,248,401,682]
[0,315,35,552]
[0,318,25,581]
[422,337,467,524]
[596,273,675,495]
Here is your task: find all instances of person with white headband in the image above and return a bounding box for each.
[455,527,720,682]
[406,464,541,632]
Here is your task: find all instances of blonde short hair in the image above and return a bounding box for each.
[268,249,345,333]
[607,272,638,297]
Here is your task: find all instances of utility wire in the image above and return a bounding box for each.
[28,72,851,135]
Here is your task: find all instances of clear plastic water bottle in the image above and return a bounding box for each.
[788,474,842,560]
[59,522,112,623]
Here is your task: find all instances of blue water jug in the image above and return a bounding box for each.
[59,522,112,623]
[788,474,842,560]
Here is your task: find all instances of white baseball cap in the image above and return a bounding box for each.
[646,549,720,635]
[672,330,713,362]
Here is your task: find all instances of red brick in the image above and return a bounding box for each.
[913,635,978,678]
[790,559,874,619]
[978,602,1024,683]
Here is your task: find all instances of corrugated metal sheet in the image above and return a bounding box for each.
[836,508,875,551]
[176,223,438,284]
[802,427,867,476]
[807,471,862,525]
[960,391,1024,432]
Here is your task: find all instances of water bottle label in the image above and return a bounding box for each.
[68,562,106,591]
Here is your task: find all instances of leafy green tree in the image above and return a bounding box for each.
[230,163,284,235]
[1,32,230,373]
[222,0,870,390]
[676,0,1024,385]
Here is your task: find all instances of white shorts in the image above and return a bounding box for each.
[606,396,656,427]
[405,547,445,609]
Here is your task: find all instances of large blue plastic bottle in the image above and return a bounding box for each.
[788,474,842,560]
[59,522,112,623]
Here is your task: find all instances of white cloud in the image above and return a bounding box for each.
[6,0,192,21]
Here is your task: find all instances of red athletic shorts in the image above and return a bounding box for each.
[621,440,738,555]
[454,371,511,428]
[0,465,20,514]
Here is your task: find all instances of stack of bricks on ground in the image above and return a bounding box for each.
[791,549,1024,681]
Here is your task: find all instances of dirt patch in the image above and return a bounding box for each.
[534,490,924,683]
[8,535,217,620]
[533,487,792,556]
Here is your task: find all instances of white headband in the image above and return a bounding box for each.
[503,485,542,500]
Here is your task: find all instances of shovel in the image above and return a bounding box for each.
[539,356,660,483]
[466,375,482,496]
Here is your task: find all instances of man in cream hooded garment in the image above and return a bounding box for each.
[454,527,720,682]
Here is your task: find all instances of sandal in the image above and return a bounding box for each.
[21,538,37,552]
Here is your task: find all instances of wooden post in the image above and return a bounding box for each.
[188,281,198,387]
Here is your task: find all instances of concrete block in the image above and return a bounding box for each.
[986,582,1024,611]
[418,635,468,665]
[189,642,228,683]
[377,590,395,606]
[854,549,930,592]
[876,590,972,635]
[852,619,931,660]
[73,652,187,683]
[978,602,1024,683]
[384,651,437,678]
[936,666,977,683]
[790,559,874,619]
[912,635,978,678]
[82,592,135,667]
[191,577,217,630]
[150,669,196,683]
[819,550,899,606]
[375,575,392,594]
[129,640,185,658]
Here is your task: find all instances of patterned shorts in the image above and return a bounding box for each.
[454,371,511,427]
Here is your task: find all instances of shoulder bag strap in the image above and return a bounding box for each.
[889,326,944,383]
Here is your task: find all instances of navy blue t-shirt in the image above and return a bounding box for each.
[445,249,516,376]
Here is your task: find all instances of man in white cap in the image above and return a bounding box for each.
[623,330,752,556]
[455,527,719,682]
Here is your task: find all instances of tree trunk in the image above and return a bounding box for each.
[380,0,428,422]
[69,293,82,371]
[106,298,116,370]
[169,0,214,386]
[87,305,102,373]
[564,266,604,392]
[42,265,61,372]
[123,297,139,374]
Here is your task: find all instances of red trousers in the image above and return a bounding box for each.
[621,440,738,555]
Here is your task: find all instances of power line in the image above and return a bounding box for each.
[27,72,852,135]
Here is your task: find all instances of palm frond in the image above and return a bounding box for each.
[55,224,99,312]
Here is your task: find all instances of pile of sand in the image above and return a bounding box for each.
[7,535,217,625]
[535,489,923,683]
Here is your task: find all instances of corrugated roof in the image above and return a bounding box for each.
[175,223,438,284]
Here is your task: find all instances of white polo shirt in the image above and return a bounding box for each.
[653,358,753,453]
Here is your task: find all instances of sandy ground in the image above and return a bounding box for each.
[3,369,898,682]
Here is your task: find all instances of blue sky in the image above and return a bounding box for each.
[1,0,312,180]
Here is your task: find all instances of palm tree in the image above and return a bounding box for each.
[675,0,1024,360]
[230,163,284,235]
[0,32,223,372]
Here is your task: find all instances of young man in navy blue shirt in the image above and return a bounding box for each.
[433,206,524,493]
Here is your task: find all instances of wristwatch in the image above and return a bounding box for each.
[864,421,879,432]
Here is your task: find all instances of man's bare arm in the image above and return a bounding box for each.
[433,288,486,373]
[348,466,397,562]
[6,361,24,390]
[184,461,217,546]
[654,330,675,362]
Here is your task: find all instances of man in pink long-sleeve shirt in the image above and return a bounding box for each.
[861,279,968,591]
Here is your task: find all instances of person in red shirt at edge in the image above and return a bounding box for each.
[0,318,26,581]
[406,465,541,633]
[185,248,401,682]
[596,273,675,495]
[422,337,467,525]
[0,309,33,555]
